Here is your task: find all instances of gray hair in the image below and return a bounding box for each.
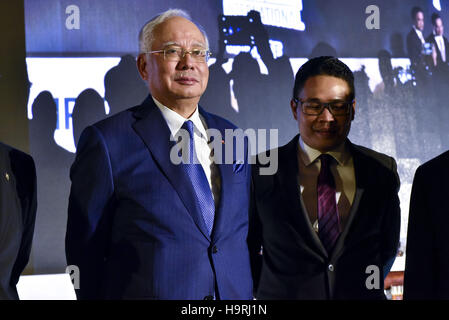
[138,8,209,53]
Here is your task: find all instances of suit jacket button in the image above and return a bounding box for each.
[204,295,214,300]
[328,264,334,272]
[212,246,218,254]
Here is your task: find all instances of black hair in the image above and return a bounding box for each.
[411,6,423,20]
[431,12,441,25]
[292,56,355,101]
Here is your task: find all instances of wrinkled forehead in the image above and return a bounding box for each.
[160,41,207,49]
[153,17,207,49]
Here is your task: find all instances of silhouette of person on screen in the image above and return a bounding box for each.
[104,55,148,116]
[29,90,72,273]
[228,10,295,146]
[199,24,235,123]
[72,89,107,149]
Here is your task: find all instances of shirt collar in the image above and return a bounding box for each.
[152,96,208,141]
[434,32,443,40]
[413,25,424,38]
[298,136,350,167]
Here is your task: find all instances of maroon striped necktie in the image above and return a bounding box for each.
[317,154,341,254]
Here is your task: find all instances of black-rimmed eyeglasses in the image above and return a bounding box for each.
[293,98,354,116]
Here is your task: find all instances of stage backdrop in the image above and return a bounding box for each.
[24,0,449,273]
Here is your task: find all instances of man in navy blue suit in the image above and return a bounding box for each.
[66,9,253,300]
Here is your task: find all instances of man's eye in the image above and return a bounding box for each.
[305,104,322,109]
[191,49,205,56]
[332,103,346,109]
[165,48,180,55]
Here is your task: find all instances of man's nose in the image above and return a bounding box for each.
[177,52,195,69]
[318,107,335,121]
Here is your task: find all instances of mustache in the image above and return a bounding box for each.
[313,125,337,131]
[174,72,199,81]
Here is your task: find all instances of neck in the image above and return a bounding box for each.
[154,96,199,118]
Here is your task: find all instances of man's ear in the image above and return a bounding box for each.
[137,54,148,80]
[290,99,299,121]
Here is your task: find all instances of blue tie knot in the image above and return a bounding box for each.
[182,120,195,138]
[180,120,196,164]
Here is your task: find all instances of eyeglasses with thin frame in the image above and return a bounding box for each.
[144,46,211,63]
[293,98,354,116]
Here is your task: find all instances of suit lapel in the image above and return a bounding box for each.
[436,37,443,61]
[331,141,367,261]
[132,96,211,241]
[279,135,327,259]
[0,146,22,243]
[431,35,449,63]
[443,37,449,63]
[198,107,238,242]
[432,36,444,62]
[441,36,449,62]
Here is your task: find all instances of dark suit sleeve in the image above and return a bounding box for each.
[407,31,421,65]
[403,165,434,299]
[66,125,115,300]
[380,157,401,277]
[10,152,37,287]
[247,165,263,296]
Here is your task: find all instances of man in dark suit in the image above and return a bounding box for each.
[65,9,253,300]
[426,13,449,77]
[248,56,401,299]
[0,142,37,299]
[403,151,449,299]
[406,6,431,87]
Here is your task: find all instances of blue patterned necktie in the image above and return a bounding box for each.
[317,154,341,254]
[181,120,215,235]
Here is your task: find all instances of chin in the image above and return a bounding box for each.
[174,88,204,98]
[313,140,342,152]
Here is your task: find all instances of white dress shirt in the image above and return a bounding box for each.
[413,25,425,44]
[297,136,356,233]
[434,34,446,62]
[152,97,221,206]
